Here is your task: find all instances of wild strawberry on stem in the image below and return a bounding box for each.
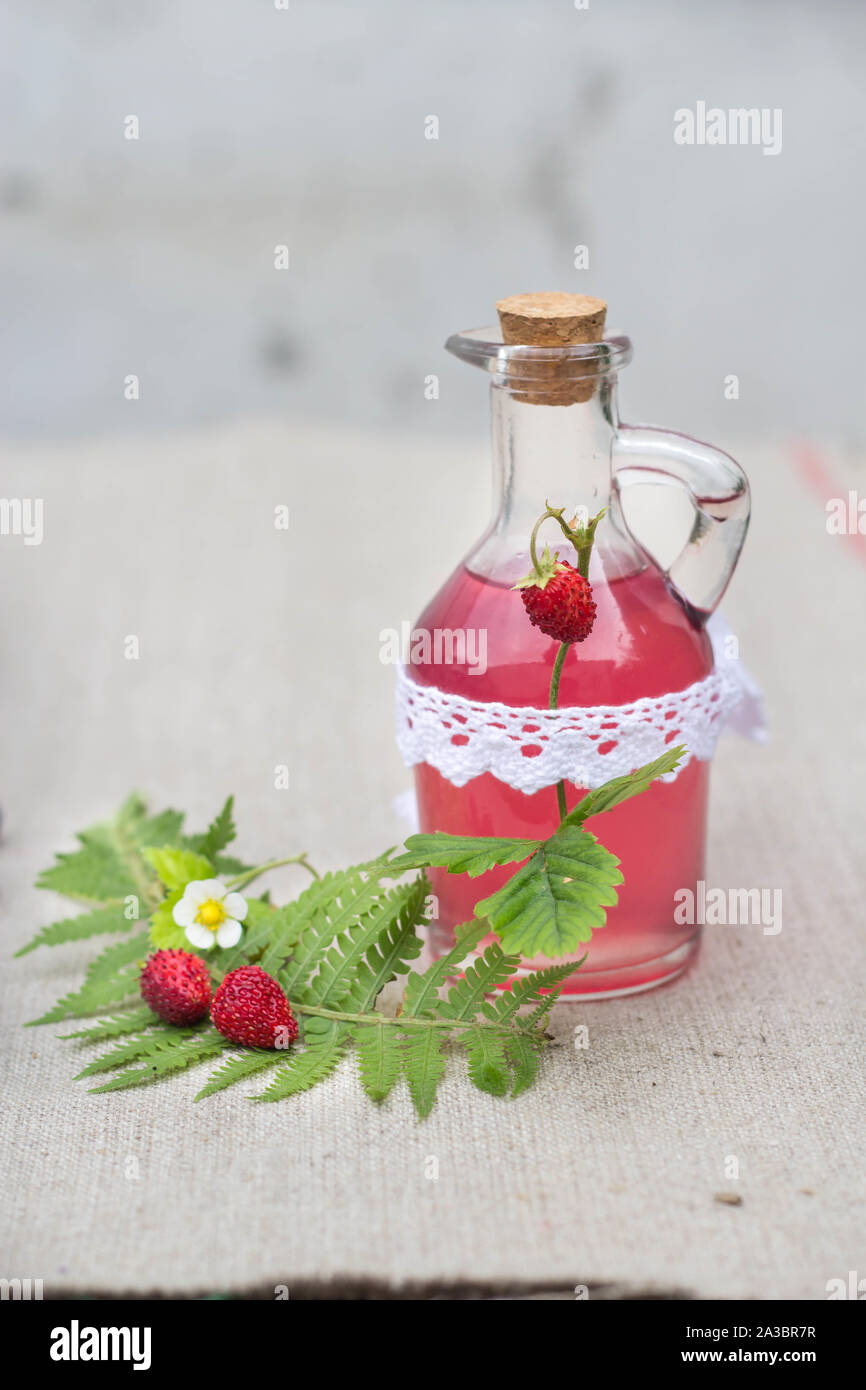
[514,501,606,822]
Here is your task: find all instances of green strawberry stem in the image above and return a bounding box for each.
[538,503,605,823]
[294,1002,541,1039]
[549,641,571,821]
[227,854,320,893]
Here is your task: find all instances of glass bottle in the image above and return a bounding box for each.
[406,311,750,998]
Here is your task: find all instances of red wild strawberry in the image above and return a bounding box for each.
[515,545,596,644]
[211,965,299,1050]
[140,949,212,1025]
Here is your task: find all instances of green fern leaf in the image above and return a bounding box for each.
[463,1026,510,1096]
[404,1028,447,1118]
[87,1031,226,1093]
[28,930,150,1026]
[484,961,579,1024]
[73,1026,186,1078]
[194,1049,284,1100]
[354,1023,403,1102]
[257,866,375,978]
[214,897,289,975]
[390,833,538,877]
[475,825,622,958]
[564,747,685,825]
[505,1032,542,1097]
[190,796,237,862]
[85,930,150,981]
[15,904,136,957]
[278,862,390,1000]
[306,876,426,1010]
[347,877,427,1011]
[255,1024,348,1102]
[402,920,488,1018]
[437,942,521,1021]
[58,1006,159,1041]
[36,795,176,908]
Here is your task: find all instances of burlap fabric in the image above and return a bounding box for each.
[0,425,862,1298]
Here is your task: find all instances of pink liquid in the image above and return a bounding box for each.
[410,560,713,996]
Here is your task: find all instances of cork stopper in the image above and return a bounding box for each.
[496,292,607,404]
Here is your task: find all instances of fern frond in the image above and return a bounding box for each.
[215,898,291,975]
[73,1026,185,1078]
[257,865,371,978]
[404,1028,447,1118]
[37,795,175,909]
[462,1026,510,1096]
[190,795,236,862]
[436,942,521,1022]
[353,1023,403,1102]
[87,1031,227,1093]
[27,930,150,1026]
[278,861,390,999]
[306,876,426,1010]
[402,920,488,1018]
[194,1049,284,1100]
[27,968,141,1026]
[85,931,150,981]
[505,1031,542,1096]
[483,960,579,1025]
[255,1024,349,1102]
[58,1006,159,1041]
[15,904,136,957]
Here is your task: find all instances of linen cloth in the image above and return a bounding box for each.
[0,423,862,1298]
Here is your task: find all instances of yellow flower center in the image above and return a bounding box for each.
[197,899,226,931]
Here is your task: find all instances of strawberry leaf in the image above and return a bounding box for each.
[565,747,685,825]
[474,825,622,958]
[390,833,538,878]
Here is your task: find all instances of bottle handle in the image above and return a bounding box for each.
[612,424,750,621]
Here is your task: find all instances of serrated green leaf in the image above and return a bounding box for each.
[36,795,177,908]
[463,1026,510,1096]
[194,1049,283,1100]
[85,930,151,981]
[27,931,151,1025]
[149,888,186,949]
[404,1029,447,1118]
[390,833,539,877]
[565,747,685,825]
[306,876,426,1011]
[74,1025,187,1078]
[192,796,237,863]
[403,920,488,1018]
[58,1006,159,1041]
[437,942,521,1021]
[142,847,214,893]
[15,904,137,957]
[255,1024,348,1102]
[485,961,579,1025]
[505,1032,542,1097]
[353,1023,403,1102]
[87,1030,226,1093]
[279,863,391,1001]
[475,825,622,958]
[214,897,288,975]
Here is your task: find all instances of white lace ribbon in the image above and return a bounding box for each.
[394,618,760,793]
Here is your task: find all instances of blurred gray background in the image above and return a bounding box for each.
[2,0,864,448]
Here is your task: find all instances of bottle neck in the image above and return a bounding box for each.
[468,376,644,584]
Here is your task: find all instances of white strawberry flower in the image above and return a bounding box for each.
[172,878,248,950]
